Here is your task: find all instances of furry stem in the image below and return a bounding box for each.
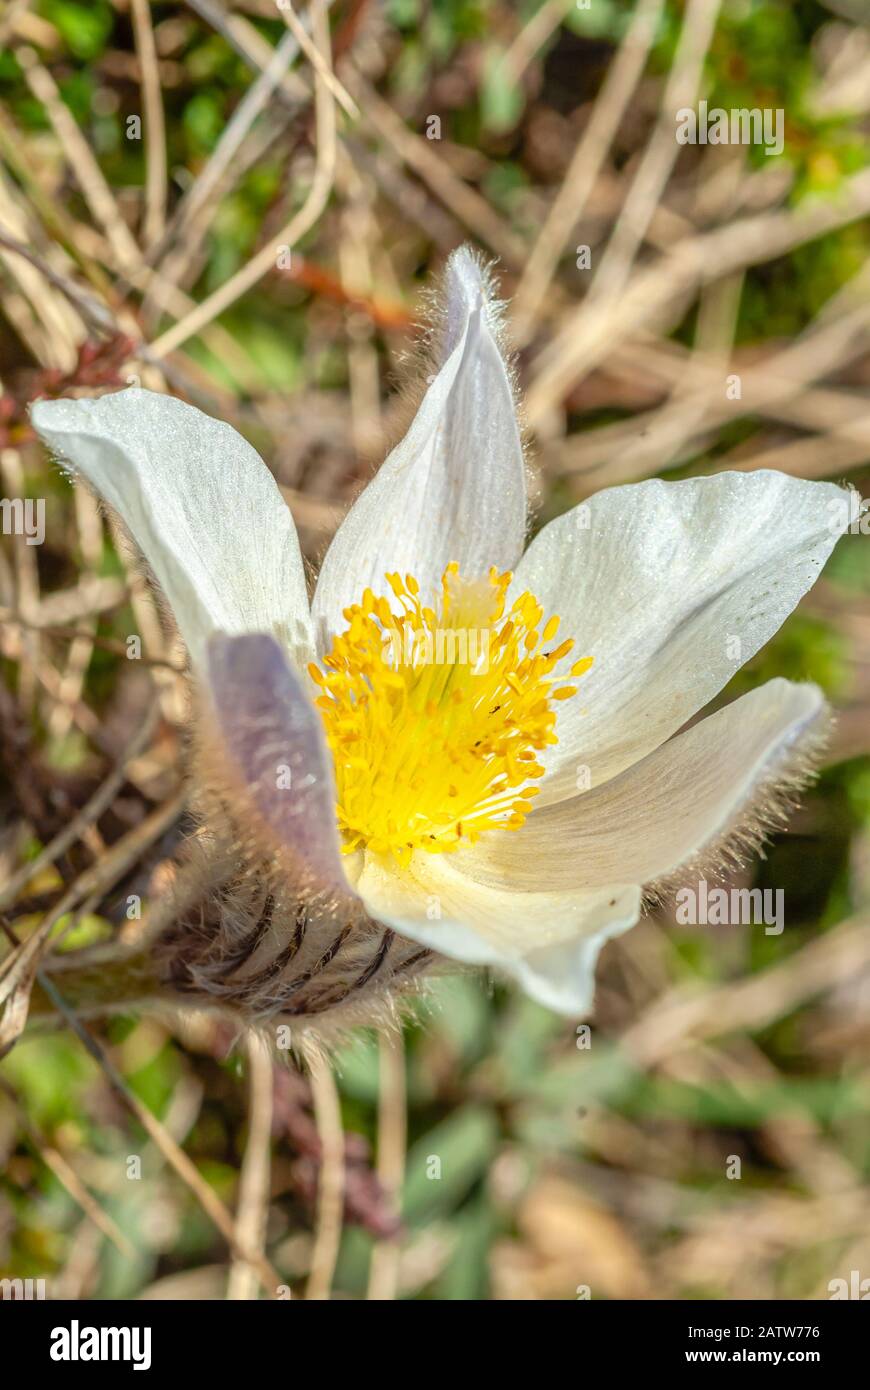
[29,944,169,1020]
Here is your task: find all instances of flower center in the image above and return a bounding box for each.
[308,564,592,866]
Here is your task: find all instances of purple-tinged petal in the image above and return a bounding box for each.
[207,633,353,897]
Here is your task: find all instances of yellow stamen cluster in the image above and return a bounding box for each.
[308,564,592,865]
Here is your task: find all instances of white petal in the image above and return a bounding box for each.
[31,388,312,671]
[357,851,640,1015]
[514,471,852,805]
[311,247,525,650]
[207,633,354,898]
[453,680,826,893]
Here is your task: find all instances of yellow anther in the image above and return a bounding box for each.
[309,566,594,863]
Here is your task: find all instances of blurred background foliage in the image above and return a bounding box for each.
[1,0,870,1300]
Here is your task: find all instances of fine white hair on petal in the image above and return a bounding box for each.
[311,246,526,654]
[30,388,313,672]
[356,851,641,1016]
[451,679,827,894]
[439,244,511,362]
[513,470,856,806]
[206,632,354,899]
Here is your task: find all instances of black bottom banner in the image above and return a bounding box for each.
[1,1294,865,1375]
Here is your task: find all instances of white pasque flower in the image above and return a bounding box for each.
[31,248,854,1017]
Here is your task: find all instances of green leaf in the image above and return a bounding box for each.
[480,48,524,134]
[403,1106,499,1223]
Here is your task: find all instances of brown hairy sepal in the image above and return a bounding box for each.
[38,707,434,1048]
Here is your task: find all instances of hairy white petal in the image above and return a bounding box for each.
[31,388,312,671]
[453,679,826,893]
[357,852,640,1015]
[312,248,525,651]
[207,633,354,898]
[514,471,852,805]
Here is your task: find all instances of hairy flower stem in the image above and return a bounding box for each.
[29,945,171,1021]
[26,835,434,1036]
[21,777,438,1037]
